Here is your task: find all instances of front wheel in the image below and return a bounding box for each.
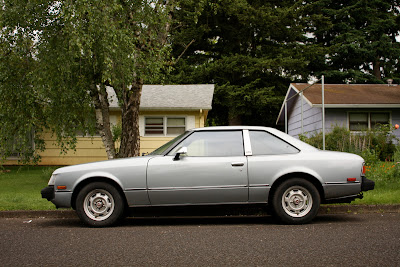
[75,182,125,227]
[271,178,320,224]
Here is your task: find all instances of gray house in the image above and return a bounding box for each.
[276,83,400,139]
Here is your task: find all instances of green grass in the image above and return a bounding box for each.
[352,161,400,205]
[0,163,399,211]
[0,166,58,210]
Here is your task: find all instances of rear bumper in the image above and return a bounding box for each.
[323,176,375,204]
[361,176,375,192]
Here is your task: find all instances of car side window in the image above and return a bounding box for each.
[168,131,244,157]
[249,130,299,155]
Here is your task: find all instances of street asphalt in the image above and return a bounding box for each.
[0,212,399,266]
[1,204,400,218]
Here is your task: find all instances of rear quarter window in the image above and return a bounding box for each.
[249,130,299,155]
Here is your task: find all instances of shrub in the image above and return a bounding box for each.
[299,124,399,165]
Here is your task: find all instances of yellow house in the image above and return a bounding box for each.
[7,84,214,166]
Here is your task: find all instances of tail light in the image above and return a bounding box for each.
[361,162,366,176]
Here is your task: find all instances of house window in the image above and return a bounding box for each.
[145,117,186,136]
[167,118,185,135]
[370,113,390,129]
[145,118,164,135]
[4,131,34,159]
[349,112,390,131]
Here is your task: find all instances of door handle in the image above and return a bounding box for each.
[231,162,245,167]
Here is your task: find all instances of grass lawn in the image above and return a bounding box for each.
[0,166,58,210]
[0,163,399,211]
[353,161,400,205]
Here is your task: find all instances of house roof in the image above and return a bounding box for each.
[107,84,214,110]
[292,83,400,105]
[276,83,400,124]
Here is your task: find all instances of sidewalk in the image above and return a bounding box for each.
[1,204,400,218]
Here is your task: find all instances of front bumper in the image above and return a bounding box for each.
[41,186,73,208]
[361,176,375,192]
[41,186,55,201]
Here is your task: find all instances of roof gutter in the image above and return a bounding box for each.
[109,106,212,111]
[312,104,400,108]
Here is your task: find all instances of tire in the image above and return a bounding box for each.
[271,178,320,224]
[75,182,125,227]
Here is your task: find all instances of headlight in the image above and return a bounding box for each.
[48,174,56,185]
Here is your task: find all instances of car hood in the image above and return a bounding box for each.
[53,155,158,175]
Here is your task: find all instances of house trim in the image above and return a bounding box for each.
[276,84,314,125]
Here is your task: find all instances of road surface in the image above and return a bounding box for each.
[0,213,399,266]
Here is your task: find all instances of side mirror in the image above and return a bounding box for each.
[174,147,187,161]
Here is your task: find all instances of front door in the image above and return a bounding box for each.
[146,130,248,205]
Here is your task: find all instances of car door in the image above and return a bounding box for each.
[146,130,248,205]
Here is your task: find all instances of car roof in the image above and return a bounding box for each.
[190,126,273,131]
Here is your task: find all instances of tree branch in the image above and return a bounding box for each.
[174,39,195,64]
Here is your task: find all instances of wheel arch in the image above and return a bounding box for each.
[268,172,325,204]
[71,177,128,210]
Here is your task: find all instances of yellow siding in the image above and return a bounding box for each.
[39,134,107,165]
[139,137,173,155]
[6,109,209,165]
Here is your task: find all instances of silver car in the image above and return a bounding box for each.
[41,126,374,226]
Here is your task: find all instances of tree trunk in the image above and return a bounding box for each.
[228,109,242,125]
[92,83,116,159]
[373,58,382,80]
[119,78,143,158]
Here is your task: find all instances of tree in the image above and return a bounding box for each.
[303,0,400,83]
[169,0,400,128]
[0,0,171,162]
[168,0,313,126]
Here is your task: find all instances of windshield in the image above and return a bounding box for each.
[148,131,189,155]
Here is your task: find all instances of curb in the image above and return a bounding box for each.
[1,205,400,219]
[0,210,77,219]
[318,204,400,214]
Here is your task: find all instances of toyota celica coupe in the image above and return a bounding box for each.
[42,126,375,226]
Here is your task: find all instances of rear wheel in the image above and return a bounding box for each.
[271,178,320,224]
[75,182,125,227]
